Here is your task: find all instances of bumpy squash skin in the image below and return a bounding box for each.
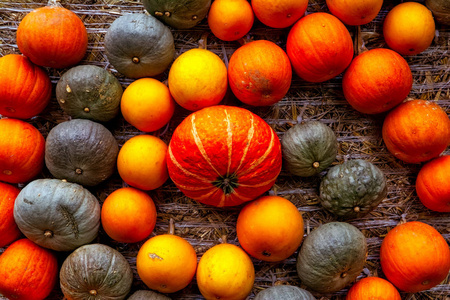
[254,285,316,300]
[56,65,123,122]
[296,222,367,293]
[281,121,337,177]
[127,290,171,300]
[320,159,387,219]
[60,244,133,300]
[13,179,101,252]
[426,0,450,25]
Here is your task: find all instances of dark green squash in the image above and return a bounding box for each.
[104,13,175,78]
[13,179,100,252]
[45,119,119,186]
[128,290,171,300]
[319,159,387,219]
[296,222,367,293]
[60,243,133,300]
[56,65,123,122]
[426,0,450,25]
[281,121,338,177]
[142,0,211,29]
[254,285,316,300]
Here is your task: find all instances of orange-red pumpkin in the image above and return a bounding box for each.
[326,0,383,25]
[346,277,401,300]
[228,40,292,106]
[0,182,21,247]
[286,12,354,83]
[0,54,52,119]
[167,105,282,207]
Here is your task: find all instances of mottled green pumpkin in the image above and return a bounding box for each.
[60,244,133,300]
[281,121,337,177]
[13,179,100,252]
[296,222,367,293]
[254,285,316,300]
[56,65,123,122]
[426,0,450,25]
[319,159,387,219]
[128,290,171,300]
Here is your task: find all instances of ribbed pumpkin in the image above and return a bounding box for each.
[0,182,21,247]
[286,12,354,83]
[346,277,401,300]
[251,0,308,28]
[254,285,316,300]
[326,0,383,25]
[167,105,282,207]
[0,54,51,119]
[0,239,59,300]
[128,290,171,300]
[228,40,292,106]
[0,118,45,184]
[16,4,88,68]
[426,0,450,25]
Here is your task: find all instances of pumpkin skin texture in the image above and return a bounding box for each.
[228,40,292,106]
[0,239,58,300]
[0,54,51,119]
[16,5,87,68]
[251,0,308,29]
[281,121,337,177]
[296,222,367,293]
[60,243,133,300]
[326,0,383,26]
[320,159,387,219]
[346,277,401,300]
[142,0,211,29]
[380,221,450,293]
[45,119,119,186]
[286,12,354,83]
[56,65,123,122]
[104,13,175,78]
[254,285,316,300]
[426,0,450,25]
[13,179,100,252]
[0,118,45,184]
[0,182,21,247]
[342,48,412,114]
[167,105,282,207]
[128,290,171,300]
[382,100,450,164]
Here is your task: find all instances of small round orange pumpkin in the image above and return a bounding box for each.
[251,0,308,28]
[346,277,401,300]
[382,100,450,163]
[0,182,21,248]
[326,0,383,25]
[0,54,52,119]
[380,221,450,293]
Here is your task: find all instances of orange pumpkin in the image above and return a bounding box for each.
[0,118,45,183]
[342,48,413,114]
[346,277,401,300]
[0,182,21,248]
[17,5,88,68]
[0,238,59,300]
[167,105,282,207]
[326,0,383,25]
[0,54,52,119]
[286,12,354,83]
[380,221,450,293]
[228,40,292,106]
[251,0,308,28]
[382,100,450,163]
[236,195,304,262]
[416,155,450,212]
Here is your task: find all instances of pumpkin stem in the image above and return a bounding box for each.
[47,0,62,7]
[192,15,198,20]
[312,161,320,169]
[353,206,361,213]
[164,11,171,17]
[154,11,164,17]
[168,218,175,235]
[132,56,140,64]
[75,168,83,175]
[84,107,90,113]
[220,235,227,244]
[340,272,348,278]
[44,230,54,238]
[354,25,368,55]
[89,290,98,296]
[198,32,209,50]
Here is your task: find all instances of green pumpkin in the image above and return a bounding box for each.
[104,13,175,78]
[45,119,119,186]
[127,290,171,300]
[426,0,450,25]
[254,285,316,300]
[281,121,337,177]
[56,65,123,122]
[60,244,133,300]
[142,0,211,29]
[296,222,367,293]
[319,159,387,219]
[13,179,100,252]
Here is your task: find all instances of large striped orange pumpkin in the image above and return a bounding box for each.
[167,105,282,207]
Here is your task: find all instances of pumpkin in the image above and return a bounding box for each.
[13,179,100,251]
[286,12,354,83]
[104,13,175,79]
[0,239,58,300]
[426,0,450,25]
[0,182,21,247]
[0,54,51,119]
[56,65,123,122]
[0,118,45,184]
[128,290,171,300]
[319,159,387,219]
[16,4,87,68]
[342,48,412,114]
[45,119,119,186]
[383,2,435,56]
[228,40,292,106]
[346,277,401,300]
[236,195,304,262]
[382,100,450,164]
[60,243,133,299]
[281,121,337,177]
[254,285,316,300]
[142,0,211,29]
[326,0,383,25]
[167,105,282,207]
[251,0,308,28]
[416,155,450,212]
[296,222,367,293]
[380,221,450,292]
